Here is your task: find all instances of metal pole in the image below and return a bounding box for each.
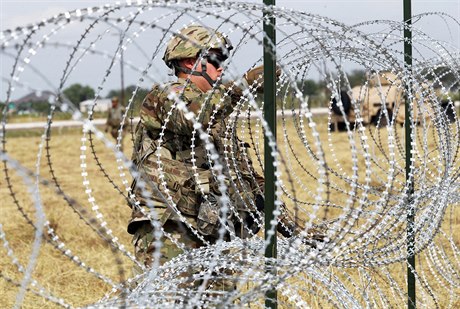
[263,0,277,308]
[404,0,416,308]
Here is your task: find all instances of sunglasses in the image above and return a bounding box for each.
[204,52,227,69]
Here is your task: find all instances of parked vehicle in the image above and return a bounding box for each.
[329,72,456,131]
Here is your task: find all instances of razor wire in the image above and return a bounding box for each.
[1,1,460,308]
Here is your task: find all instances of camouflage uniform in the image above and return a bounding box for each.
[106,102,127,150]
[127,26,304,291]
[128,77,252,292]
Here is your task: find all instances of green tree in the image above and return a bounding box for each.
[106,85,150,113]
[63,84,95,107]
[16,101,50,114]
[106,89,121,100]
[298,79,319,96]
[345,69,366,88]
[421,66,459,89]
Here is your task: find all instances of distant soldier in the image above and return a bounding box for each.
[127,25,323,291]
[105,96,126,150]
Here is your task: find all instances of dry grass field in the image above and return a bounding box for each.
[1,126,134,308]
[1,116,459,308]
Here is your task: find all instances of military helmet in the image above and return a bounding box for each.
[163,25,233,68]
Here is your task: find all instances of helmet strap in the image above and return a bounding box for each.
[198,58,219,87]
[173,59,219,88]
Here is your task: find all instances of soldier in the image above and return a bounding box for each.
[128,25,323,291]
[105,96,126,150]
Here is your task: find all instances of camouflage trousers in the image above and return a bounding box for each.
[109,126,126,151]
[132,220,236,293]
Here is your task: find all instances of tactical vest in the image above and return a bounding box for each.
[127,80,264,239]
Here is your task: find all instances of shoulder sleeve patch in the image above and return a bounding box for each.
[171,85,185,92]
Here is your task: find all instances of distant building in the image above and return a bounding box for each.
[8,90,71,114]
[79,99,111,113]
[14,90,56,105]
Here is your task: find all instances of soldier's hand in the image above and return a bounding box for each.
[299,227,326,249]
[244,64,281,91]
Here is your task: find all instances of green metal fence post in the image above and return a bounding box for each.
[404,0,416,308]
[263,0,277,308]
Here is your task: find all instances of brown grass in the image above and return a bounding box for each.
[1,117,459,307]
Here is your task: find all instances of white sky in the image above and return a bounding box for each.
[1,0,459,100]
[2,0,459,30]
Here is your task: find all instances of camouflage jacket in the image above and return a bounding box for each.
[127,78,297,239]
[106,105,126,128]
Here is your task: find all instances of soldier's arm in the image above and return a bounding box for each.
[254,174,324,243]
[105,110,112,131]
[106,109,111,122]
[217,65,282,120]
[211,82,242,120]
[257,193,298,238]
[270,199,325,245]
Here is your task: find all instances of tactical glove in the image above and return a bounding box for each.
[244,65,281,92]
[299,227,326,248]
[256,194,326,248]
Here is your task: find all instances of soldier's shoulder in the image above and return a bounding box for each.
[164,80,202,96]
[145,80,202,106]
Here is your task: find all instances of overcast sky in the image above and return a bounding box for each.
[1,0,459,100]
[2,0,459,29]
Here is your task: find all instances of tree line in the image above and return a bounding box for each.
[3,84,150,115]
[3,67,458,115]
[62,84,149,111]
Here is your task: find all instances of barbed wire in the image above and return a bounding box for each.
[1,0,459,307]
